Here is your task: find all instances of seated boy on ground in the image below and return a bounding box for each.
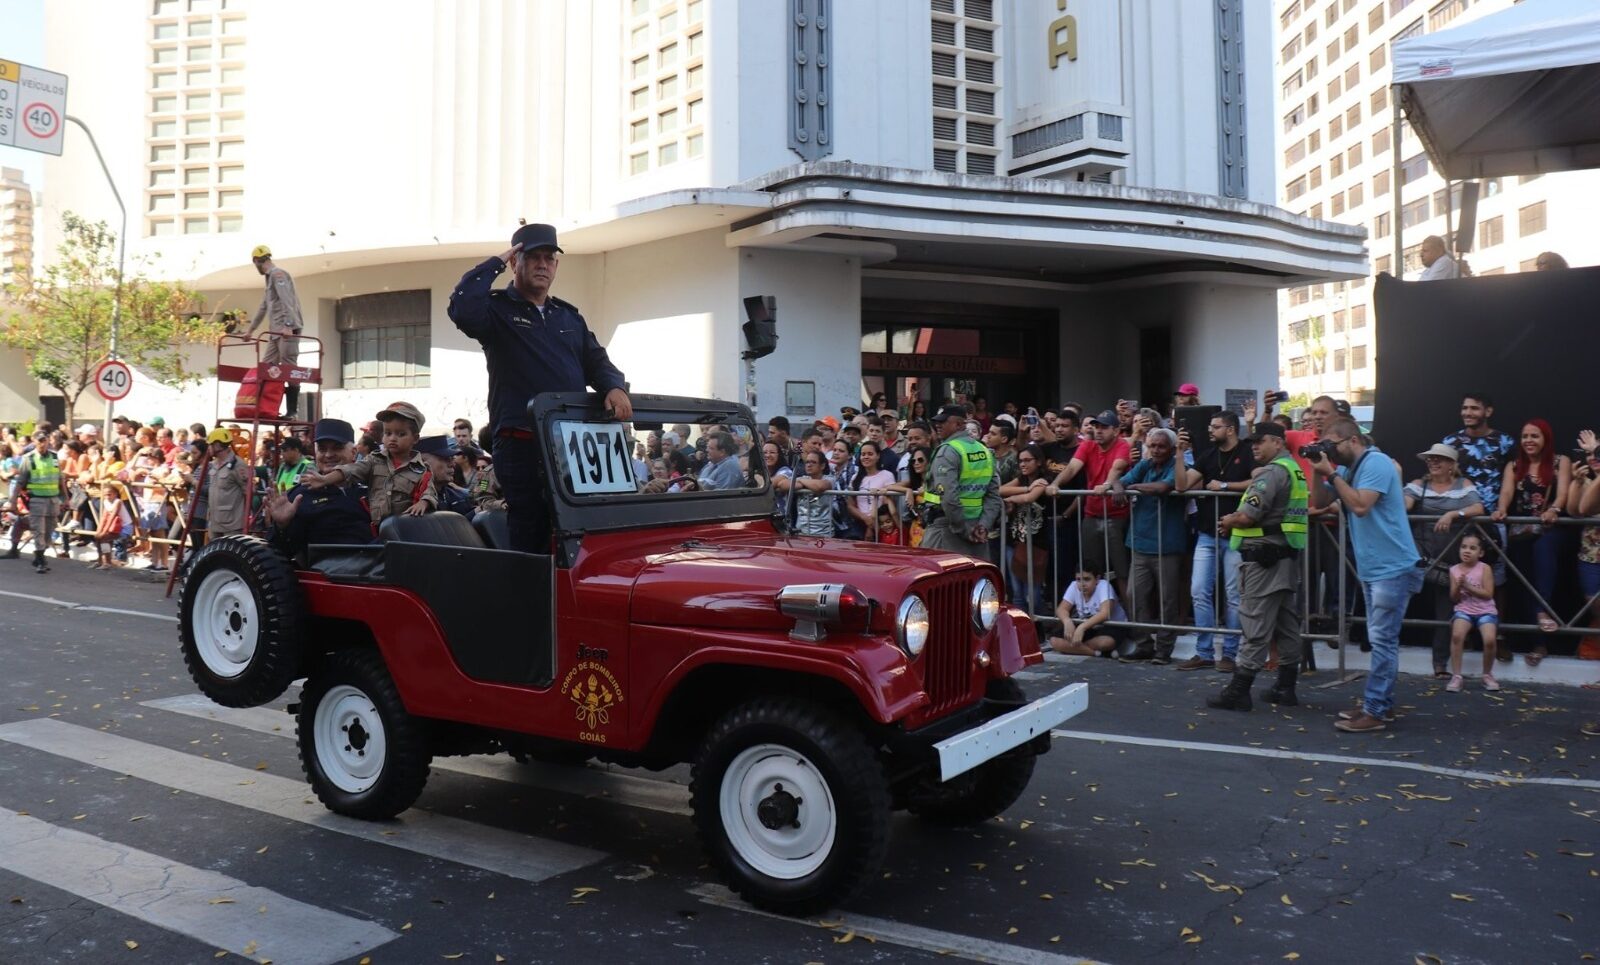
[300,402,436,524]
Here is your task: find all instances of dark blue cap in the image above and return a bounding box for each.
[414,435,457,458]
[511,222,563,253]
[313,418,355,445]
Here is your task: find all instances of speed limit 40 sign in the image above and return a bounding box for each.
[0,58,68,156]
[93,359,132,402]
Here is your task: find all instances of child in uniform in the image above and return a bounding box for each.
[300,402,436,526]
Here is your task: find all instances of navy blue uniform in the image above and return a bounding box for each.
[447,257,628,434]
[447,257,629,553]
[269,482,373,558]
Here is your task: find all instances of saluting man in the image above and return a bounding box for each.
[447,224,632,553]
[1209,422,1309,711]
[920,404,1001,558]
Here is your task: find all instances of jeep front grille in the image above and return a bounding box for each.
[917,574,980,716]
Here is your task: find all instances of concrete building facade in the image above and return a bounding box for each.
[25,0,1364,432]
[1272,0,1600,406]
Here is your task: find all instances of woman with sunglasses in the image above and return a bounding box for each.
[887,444,934,547]
[791,449,837,537]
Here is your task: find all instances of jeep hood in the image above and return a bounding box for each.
[628,534,986,632]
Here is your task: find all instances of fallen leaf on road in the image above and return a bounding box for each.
[1450,893,1474,902]
[1006,926,1019,935]
[256,846,268,854]
[243,941,258,956]
[1281,894,1294,906]
[833,930,855,944]
[443,956,464,961]
[1284,954,1300,961]
[124,940,138,950]
[1233,916,1242,925]
[208,898,236,905]
[571,887,600,898]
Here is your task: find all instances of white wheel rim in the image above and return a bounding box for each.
[192,569,259,679]
[314,685,387,794]
[719,743,837,880]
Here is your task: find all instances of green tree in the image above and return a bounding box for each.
[0,213,226,427]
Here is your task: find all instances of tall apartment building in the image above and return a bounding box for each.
[1273,0,1599,406]
[0,166,34,287]
[31,0,1363,429]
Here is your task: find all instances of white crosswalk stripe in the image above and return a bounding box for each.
[0,718,603,883]
[0,809,396,964]
[141,693,694,816]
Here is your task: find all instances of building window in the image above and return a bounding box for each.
[1371,86,1388,114]
[1372,127,1390,155]
[629,152,648,175]
[1352,345,1368,369]
[1400,153,1429,184]
[1348,182,1363,207]
[1334,348,1346,371]
[337,290,431,389]
[1344,63,1360,88]
[1283,69,1304,99]
[1346,143,1362,167]
[1327,76,1341,101]
[1352,305,1368,328]
[1401,196,1430,229]
[1286,175,1308,201]
[1334,309,1348,332]
[1290,356,1310,378]
[1518,201,1547,236]
[1330,154,1343,177]
[1429,0,1467,31]
[1373,169,1390,196]
[1478,215,1503,249]
[1375,254,1391,274]
[1373,212,1390,238]
[1332,193,1345,217]
[1330,116,1343,140]
[1369,44,1386,71]
[1309,165,1323,189]
[1285,140,1307,166]
[1368,4,1384,31]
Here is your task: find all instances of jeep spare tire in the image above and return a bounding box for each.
[690,698,890,915]
[178,535,304,708]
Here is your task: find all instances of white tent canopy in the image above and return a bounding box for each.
[1392,0,1600,180]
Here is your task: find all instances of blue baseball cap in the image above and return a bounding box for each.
[312,418,355,445]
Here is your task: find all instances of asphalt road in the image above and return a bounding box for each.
[0,564,1596,965]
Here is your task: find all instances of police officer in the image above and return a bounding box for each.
[1209,422,1308,711]
[415,435,474,515]
[920,404,1001,557]
[447,224,632,553]
[274,435,314,493]
[7,431,63,573]
[263,419,373,559]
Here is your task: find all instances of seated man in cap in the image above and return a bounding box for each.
[415,435,475,516]
[263,419,374,559]
[299,402,437,524]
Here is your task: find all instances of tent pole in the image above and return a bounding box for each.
[1392,89,1404,273]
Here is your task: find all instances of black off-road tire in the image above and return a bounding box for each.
[297,649,432,820]
[906,678,1038,826]
[690,698,891,916]
[177,535,303,708]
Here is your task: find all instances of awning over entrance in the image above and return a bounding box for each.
[1392,0,1600,181]
[726,162,1367,287]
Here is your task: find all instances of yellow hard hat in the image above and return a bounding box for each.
[206,428,233,445]
[250,244,272,260]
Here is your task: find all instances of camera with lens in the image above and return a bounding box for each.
[1299,439,1339,462]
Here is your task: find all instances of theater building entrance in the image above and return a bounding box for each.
[858,300,1058,418]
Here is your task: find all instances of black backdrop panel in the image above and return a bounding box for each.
[1372,268,1600,466]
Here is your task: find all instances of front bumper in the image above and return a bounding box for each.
[932,682,1088,781]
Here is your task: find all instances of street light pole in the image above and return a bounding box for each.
[65,115,125,436]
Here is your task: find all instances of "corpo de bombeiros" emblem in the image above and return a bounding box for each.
[561,660,624,743]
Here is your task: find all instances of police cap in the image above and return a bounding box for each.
[934,404,968,424]
[511,223,563,254]
[313,418,355,445]
[1245,422,1287,444]
[414,435,457,458]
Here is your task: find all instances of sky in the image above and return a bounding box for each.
[1,0,48,189]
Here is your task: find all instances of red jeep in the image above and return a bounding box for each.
[177,393,1087,913]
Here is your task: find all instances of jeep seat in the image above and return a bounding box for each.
[471,510,511,550]
[378,511,484,548]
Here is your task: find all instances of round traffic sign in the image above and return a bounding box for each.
[93,359,132,402]
[22,102,60,139]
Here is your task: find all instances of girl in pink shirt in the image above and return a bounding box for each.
[1447,532,1500,692]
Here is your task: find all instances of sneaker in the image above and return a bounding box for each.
[1337,706,1397,723]
[1174,656,1215,671]
[1482,674,1500,692]
[1334,712,1388,733]
[1446,675,1463,693]
[1150,654,1172,666]
[1216,657,1237,673]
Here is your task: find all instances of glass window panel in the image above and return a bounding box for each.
[186,92,211,110]
[686,132,704,157]
[186,44,212,61]
[221,17,244,34]
[153,22,178,39]
[151,95,176,112]
[183,192,207,211]
[218,189,242,208]
[220,41,243,60]
[217,140,243,159]
[185,116,211,135]
[183,217,208,234]
[658,75,678,98]
[658,141,678,164]
[860,326,889,352]
[219,65,243,83]
[152,120,177,137]
[152,71,177,89]
[630,118,649,143]
[148,193,176,213]
[686,64,703,89]
[687,98,703,124]
[183,167,209,185]
[216,214,242,233]
[631,56,649,79]
[630,87,648,110]
[659,11,677,33]
[630,24,649,47]
[658,108,678,132]
[686,0,703,22]
[218,114,243,133]
[149,169,176,187]
[660,42,678,67]
[184,142,212,160]
[187,18,212,36]
[629,152,648,175]
[153,46,178,64]
[688,31,704,56]
[217,165,243,184]
[151,144,177,161]
[219,90,243,108]
[150,218,177,236]
[187,67,213,84]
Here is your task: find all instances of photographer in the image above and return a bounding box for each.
[1309,417,1423,734]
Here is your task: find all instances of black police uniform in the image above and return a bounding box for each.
[447,226,628,553]
[268,481,372,558]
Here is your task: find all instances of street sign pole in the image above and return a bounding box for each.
[63,115,125,439]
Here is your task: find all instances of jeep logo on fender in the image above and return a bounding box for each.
[562,661,624,743]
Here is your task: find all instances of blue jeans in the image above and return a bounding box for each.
[1361,568,1424,718]
[1191,533,1242,660]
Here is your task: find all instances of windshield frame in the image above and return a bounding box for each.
[532,392,773,536]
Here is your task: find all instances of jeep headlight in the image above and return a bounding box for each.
[971,578,1000,633]
[896,595,930,658]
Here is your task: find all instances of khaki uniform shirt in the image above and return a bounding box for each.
[1235,461,1298,595]
[251,266,304,334]
[336,452,436,524]
[206,453,251,536]
[472,464,506,513]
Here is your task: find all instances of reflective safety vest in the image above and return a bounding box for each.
[1230,455,1308,550]
[25,451,61,498]
[923,436,993,520]
[275,457,312,493]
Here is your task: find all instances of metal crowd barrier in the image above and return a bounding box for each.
[985,485,1600,684]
